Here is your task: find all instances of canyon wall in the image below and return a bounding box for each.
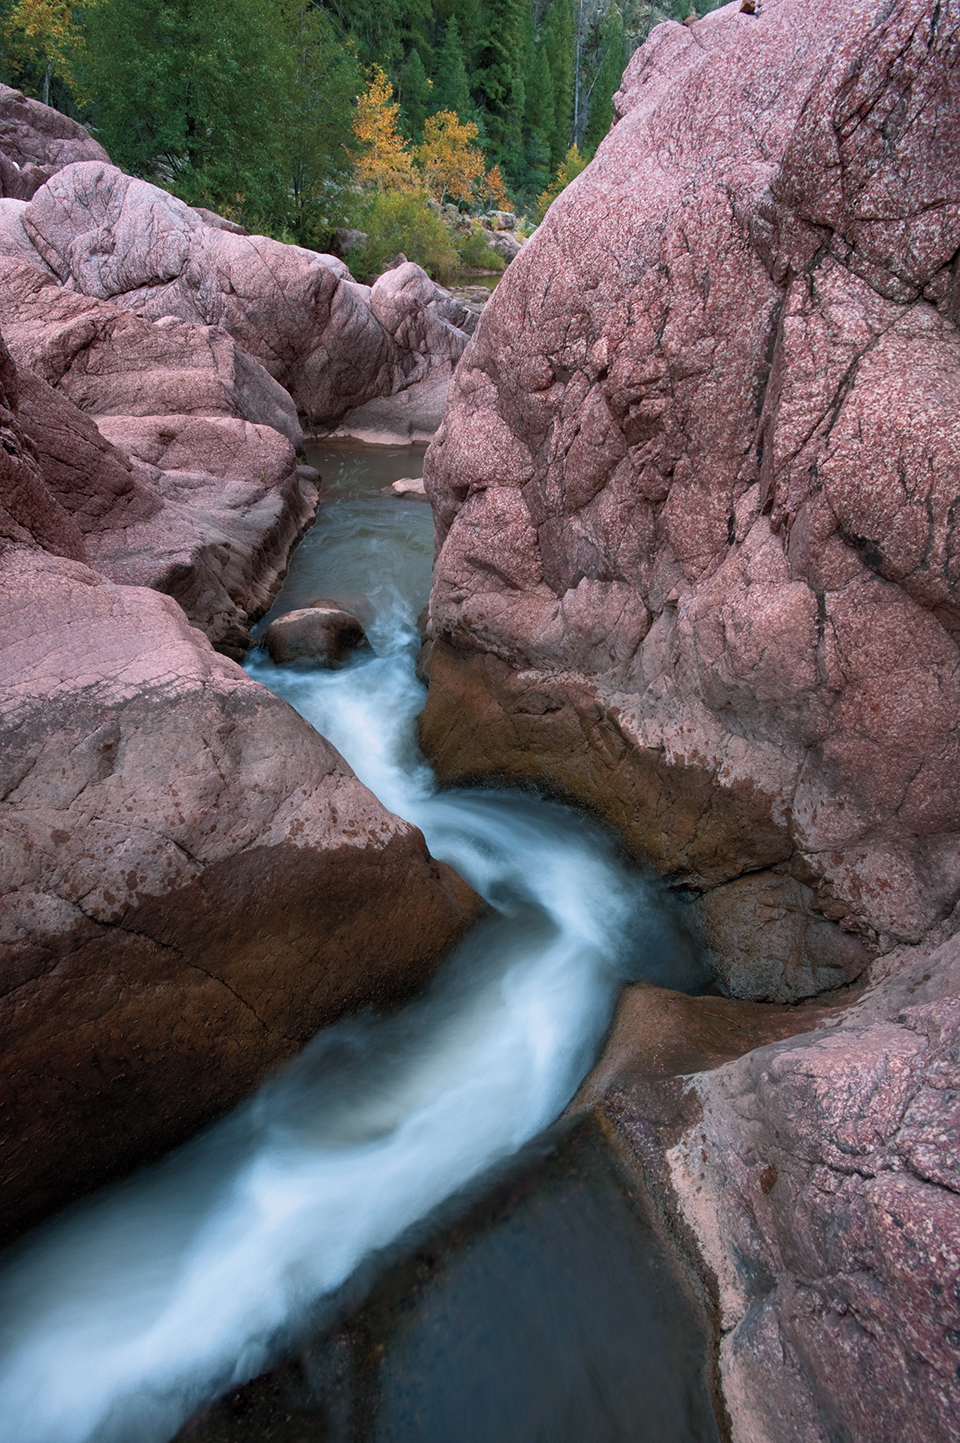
[421,0,960,1436]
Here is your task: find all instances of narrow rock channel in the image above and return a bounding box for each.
[0,445,716,1443]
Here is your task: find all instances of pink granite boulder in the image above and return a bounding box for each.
[0,160,474,433]
[0,254,302,444]
[0,84,109,199]
[13,368,315,656]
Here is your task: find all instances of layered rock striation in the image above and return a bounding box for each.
[421,0,960,1437]
[0,335,478,1243]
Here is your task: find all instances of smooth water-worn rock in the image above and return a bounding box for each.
[481,226,521,263]
[16,372,316,656]
[0,92,477,441]
[0,160,474,434]
[0,337,478,1244]
[421,0,960,1437]
[385,477,428,500]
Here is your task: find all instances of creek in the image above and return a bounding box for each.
[0,442,717,1443]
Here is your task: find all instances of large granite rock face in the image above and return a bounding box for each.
[0,340,478,1243]
[423,0,960,989]
[0,153,475,435]
[421,0,960,1437]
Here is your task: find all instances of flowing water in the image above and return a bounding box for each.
[0,443,712,1443]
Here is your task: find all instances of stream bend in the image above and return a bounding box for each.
[0,473,706,1443]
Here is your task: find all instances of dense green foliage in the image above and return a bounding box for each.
[583,5,627,153]
[347,188,459,282]
[74,0,291,218]
[454,223,505,270]
[431,16,472,123]
[0,0,725,249]
[399,44,432,141]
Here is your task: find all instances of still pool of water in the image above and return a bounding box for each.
[0,442,718,1443]
[253,441,433,634]
[181,1127,719,1443]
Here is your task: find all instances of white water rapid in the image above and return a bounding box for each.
[0,464,705,1443]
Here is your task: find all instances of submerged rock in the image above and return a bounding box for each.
[420,0,960,1435]
[265,604,370,666]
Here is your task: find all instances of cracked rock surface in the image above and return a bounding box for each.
[420,0,960,1435]
[0,337,478,1243]
[422,0,960,988]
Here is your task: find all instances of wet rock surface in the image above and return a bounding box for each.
[265,605,370,667]
[0,334,479,1243]
[383,476,427,500]
[420,0,960,1436]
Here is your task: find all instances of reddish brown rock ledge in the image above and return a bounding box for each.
[420,0,960,1437]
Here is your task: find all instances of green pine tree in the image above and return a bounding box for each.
[431,16,473,124]
[330,0,401,70]
[281,1,362,245]
[446,0,481,66]
[471,0,525,182]
[542,0,575,172]
[400,47,432,143]
[584,4,626,153]
[516,2,552,201]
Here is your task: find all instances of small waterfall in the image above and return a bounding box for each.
[0,454,707,1443]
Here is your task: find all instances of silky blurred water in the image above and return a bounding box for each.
[0,444,708,1443]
